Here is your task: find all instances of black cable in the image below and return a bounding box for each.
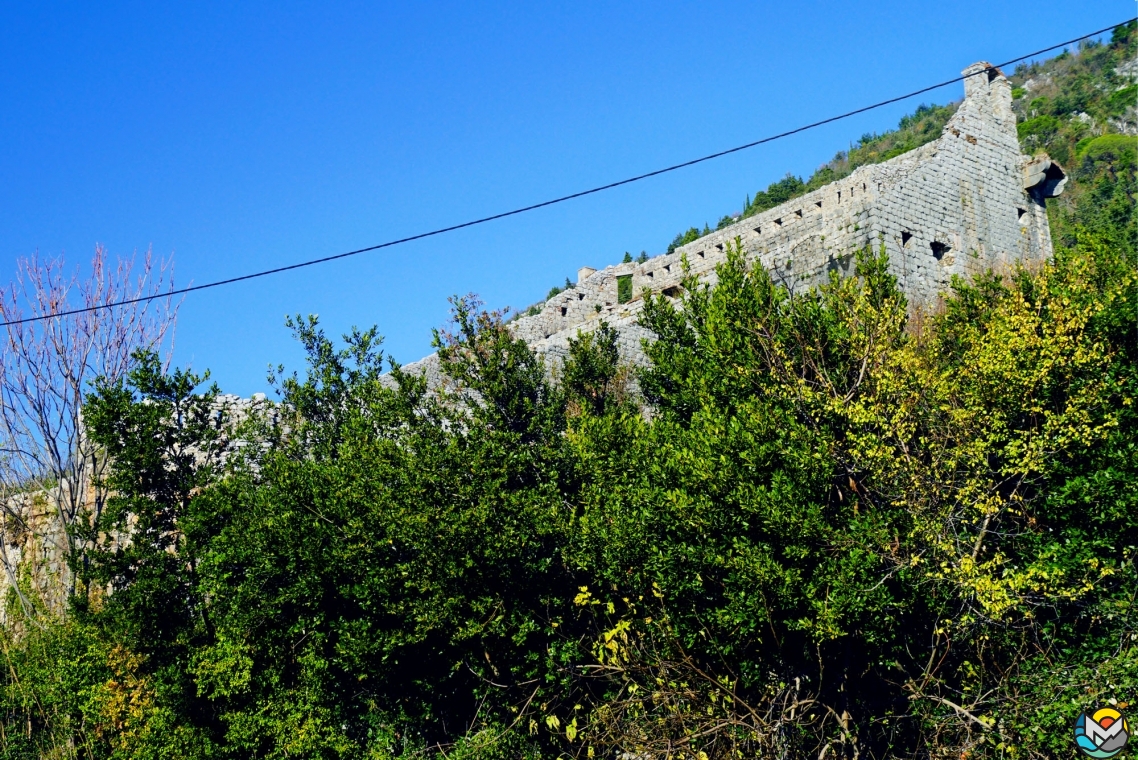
[3,18,1132,328]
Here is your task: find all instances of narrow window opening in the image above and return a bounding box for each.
[578,292,585,300]
[862,182,867,191]
[560,306,567,317]
[616,275,633,304]
[662,286,681,298]
[697,250,705,258]
[715,243,724,251]
[664,264,671,273]
[901,231,913,246]
[773,218,783,227]
[931,241,951,260]
[646,271,654,278]
[795,209,803,218]
[814,201,822,209]
[837,191,842,203]
[753,226,761,235]
[1016,207,1028,221]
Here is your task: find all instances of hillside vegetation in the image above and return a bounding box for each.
[0,22,1134,760]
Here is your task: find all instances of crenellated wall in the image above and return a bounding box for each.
[405,61,1065,379]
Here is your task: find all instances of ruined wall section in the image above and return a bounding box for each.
[407,62,1061,378]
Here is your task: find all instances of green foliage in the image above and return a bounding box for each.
[616,274,632,304]
[543,278,577,302]
[1076,133,1138,161]
[1008,23,1136,167]
[666,226,702,253]
[561,322,628,418]
[1107,83,1137,116]
[1017,113,1063,147]
[744,173,806,216]
[5,229,1135,758]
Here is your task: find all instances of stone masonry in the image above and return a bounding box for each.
[405,62,1065,380]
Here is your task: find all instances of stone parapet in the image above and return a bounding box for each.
[411,61,1062,380]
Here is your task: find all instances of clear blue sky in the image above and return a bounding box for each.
[1,1,1131,396]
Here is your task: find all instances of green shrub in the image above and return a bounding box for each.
[1108,83,1137,115]
[1017,114,1062,146]
[616,274,632,303]
[1077,132,1138,161]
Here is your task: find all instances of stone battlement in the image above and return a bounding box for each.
[405,61,1065,379]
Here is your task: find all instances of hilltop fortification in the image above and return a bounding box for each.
[406,61,1066,380]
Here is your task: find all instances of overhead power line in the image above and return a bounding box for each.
[3,19,1132,329]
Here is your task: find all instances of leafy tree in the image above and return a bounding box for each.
[666,226,702,253]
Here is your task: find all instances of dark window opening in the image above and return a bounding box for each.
[814,201,822,209]
[664,264,671,273]
[931,241,951,260]
[901,231,913,246]
[1017,207,1028,221]
[616,275,633,304]
[646,270,654,278]
[560,306,567,317]
[837,191,842,202]
[662,286,681,298]
[754,226,762,235]
[862,183,866,191]
[773,218,783,227]
[697,250,705,258]
[578,292,585,300]
[795,209,803,218]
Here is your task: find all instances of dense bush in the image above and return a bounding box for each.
[7,214,1134,759]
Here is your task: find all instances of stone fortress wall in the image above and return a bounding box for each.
[404,62,1066,380]
[0,62,1073,623]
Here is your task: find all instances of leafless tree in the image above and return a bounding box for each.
[0,245,178,622]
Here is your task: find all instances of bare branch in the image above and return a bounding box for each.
[0,245,179,621]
